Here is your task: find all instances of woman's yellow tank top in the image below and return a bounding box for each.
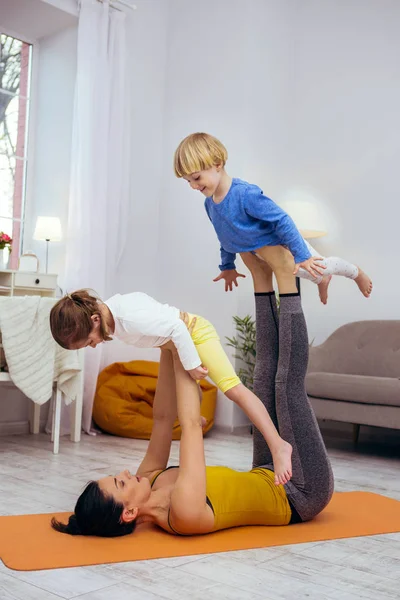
[205,466,292,530]
[151,466,291,532]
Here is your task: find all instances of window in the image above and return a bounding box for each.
[0,33,32,269]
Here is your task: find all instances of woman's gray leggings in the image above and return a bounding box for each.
[252,292,334,522]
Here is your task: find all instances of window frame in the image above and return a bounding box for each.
[0,24,39,268]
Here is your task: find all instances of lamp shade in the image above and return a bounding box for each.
[33,217,62,242]
[299,229,327,240]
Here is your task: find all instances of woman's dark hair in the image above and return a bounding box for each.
[51,481,136,537]
[49,289,112,350]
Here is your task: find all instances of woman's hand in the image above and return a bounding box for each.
[294,257,326,278]
[188,365,209,380]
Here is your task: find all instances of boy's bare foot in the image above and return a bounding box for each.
[272,440,293,486]
[318,275,332,305]
[355,268,373,297]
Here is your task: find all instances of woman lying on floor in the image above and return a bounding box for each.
[52,255,334,537]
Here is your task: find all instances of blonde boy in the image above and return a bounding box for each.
[174,133,372,303]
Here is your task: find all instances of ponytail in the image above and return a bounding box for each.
[51,514,82,535]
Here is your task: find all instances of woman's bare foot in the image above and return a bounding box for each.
[355,268,373,297]
[272,440,293,485]
[317,275,332,304]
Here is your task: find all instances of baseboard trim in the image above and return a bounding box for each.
[0,420,47,437]
[318,418,400,443]
[214,419,400,442]
[214,424,252,435]
[0,421,30,436]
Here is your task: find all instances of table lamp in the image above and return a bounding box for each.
[33,217,62,274]
[299,229,327,241]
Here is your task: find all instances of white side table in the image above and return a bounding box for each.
[0,269,57,298]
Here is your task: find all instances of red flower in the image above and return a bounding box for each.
[0,232,12,249]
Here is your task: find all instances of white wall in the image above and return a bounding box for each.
[286,0,400,344]
[0,0,77,40]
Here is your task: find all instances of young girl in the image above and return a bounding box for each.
[174,132,372,304]
[50,289,292,485]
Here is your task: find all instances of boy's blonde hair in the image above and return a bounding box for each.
[174,132,228,177]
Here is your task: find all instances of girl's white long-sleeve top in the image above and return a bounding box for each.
[104,292,201,370]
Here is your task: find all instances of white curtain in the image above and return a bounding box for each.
[58,0,131,434]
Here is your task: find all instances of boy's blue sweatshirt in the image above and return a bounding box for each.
[204,178,311,271]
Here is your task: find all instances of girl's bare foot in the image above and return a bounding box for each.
[272,440,293,486]
[317,275,332,304]
[355,268,373,297]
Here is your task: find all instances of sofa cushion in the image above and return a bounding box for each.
[306,372,400,407]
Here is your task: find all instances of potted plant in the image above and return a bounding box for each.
[225,315,256,391]
[226,310,314,392]
[0,232,12,270]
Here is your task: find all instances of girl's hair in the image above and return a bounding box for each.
[49,289,111,349]
[51,481,136,538]
[174,132,228,178]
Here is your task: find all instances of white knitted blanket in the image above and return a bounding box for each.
[0,296,81,405]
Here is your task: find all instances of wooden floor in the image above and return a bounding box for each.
[0,427,400,600]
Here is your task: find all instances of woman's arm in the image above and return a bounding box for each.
[169,349,214,534]
[136,347,177,478]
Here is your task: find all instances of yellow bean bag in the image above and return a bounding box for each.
[93,360,217,439]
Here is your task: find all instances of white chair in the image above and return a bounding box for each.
[1,349,84,454]
[30,349,84,454]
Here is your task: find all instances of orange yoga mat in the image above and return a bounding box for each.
[1,492,400,571]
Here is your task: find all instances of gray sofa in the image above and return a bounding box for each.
[306,320,400,442]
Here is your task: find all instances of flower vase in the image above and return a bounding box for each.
[0,248,10,270]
